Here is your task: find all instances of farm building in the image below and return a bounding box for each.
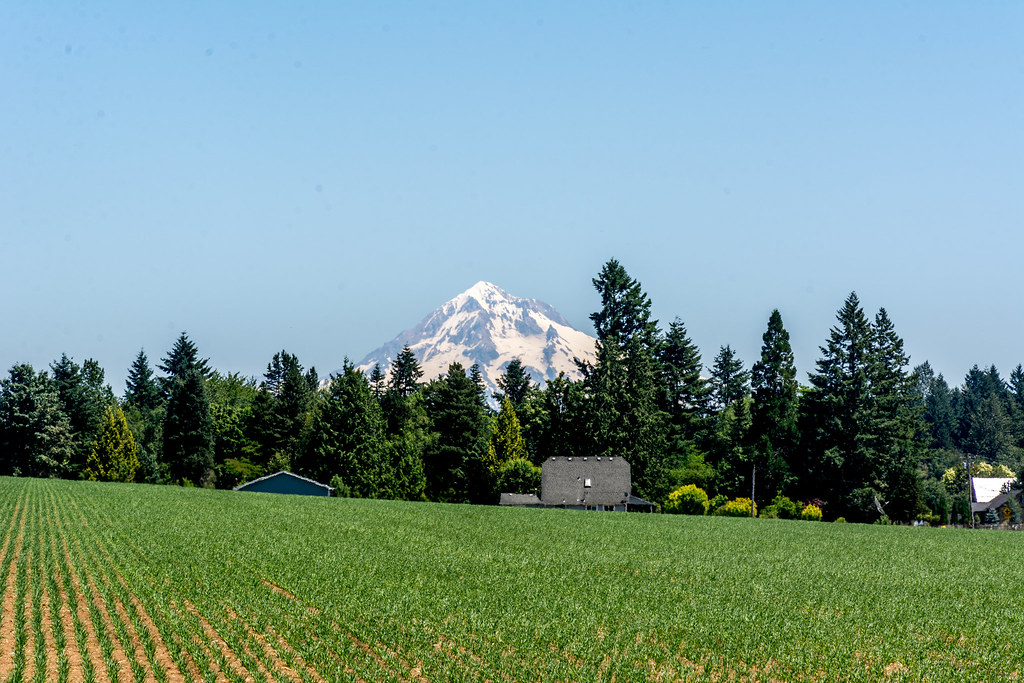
[500,456,655,512]
[234,471,333,497]
[970,476,1022,526]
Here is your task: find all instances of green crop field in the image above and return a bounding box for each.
[0,476,1021,682]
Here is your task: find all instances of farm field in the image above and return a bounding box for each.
[0,477,1021,682]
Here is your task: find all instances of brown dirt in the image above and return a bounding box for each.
[0,502,27,679]
[168,631,207,683]
[182,599,255,682]
[23,546,37,683]
[47,525,85,683]
[59,534,113,682]
[124,591,187,683]
[261,579,296,601]
[40,584,59,682]
[94,566,159,683]
[85,529,187,683]
[223,604,303,683]
[264,625,330,683]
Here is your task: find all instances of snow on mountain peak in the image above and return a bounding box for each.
[354,282,596,405]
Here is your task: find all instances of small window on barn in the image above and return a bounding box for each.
[584,478,592,488]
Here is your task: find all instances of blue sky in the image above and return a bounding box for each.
[3,2,1022,392]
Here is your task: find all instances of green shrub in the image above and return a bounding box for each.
[714,497,757,518]
[800,503,823,521]
[834,516,846,523]
[709,494,729,511]
[760,505,779,519]
[664,484,709,515]
[771,494,801,520]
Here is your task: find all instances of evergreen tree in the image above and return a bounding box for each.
[124,349,161,412]
[484,397,528,495]
[916,363,956,451]
[163,367,215,486]
[84,403,140,482]
[956,365,1021,465]
[421,363,491,503]
[389,346,423,398]
[158,332,211,397]
[865,308,923,522]
[1009,365,1024,415]
[520,373,589,465]
[585,260,669,501]
[589,258,658,347]
[749,309,799,501]
[494,358,535,409]
[707,397,753,498]
[206,371,260,488]
[658,319,710,442]
[299,362,422,499]
[248,350,316,472]
[708,345,749,412]
[799,292,875,519]
[469,363,489,410]
[50,354,112,476]
[369,363,387,400]
[0,364,75,478]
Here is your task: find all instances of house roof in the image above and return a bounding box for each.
[971,477,1016,503]
[540,456,631,507]
[499,492,541,506]
[233,470,334,493]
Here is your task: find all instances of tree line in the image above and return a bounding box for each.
[1,258,1021,523]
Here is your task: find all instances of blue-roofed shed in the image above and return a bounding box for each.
[234,471,333,497]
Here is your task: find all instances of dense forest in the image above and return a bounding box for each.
[2,259,1022,524]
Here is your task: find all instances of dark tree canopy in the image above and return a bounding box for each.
[0,364,75,478]
[163,367,215,487]
[125,349,162,412]
[709,345,749,412]
[421,363,491,504]
[589,258,658,347]
[749,310,799,499]
[159,332,211,397]
[389,346,424,398]
[494,358,534,409]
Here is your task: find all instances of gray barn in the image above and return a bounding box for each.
[502,456,654,512]
[234,471,333,497]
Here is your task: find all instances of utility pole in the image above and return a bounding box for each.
[964,455,974,529]
[751,463,756,518]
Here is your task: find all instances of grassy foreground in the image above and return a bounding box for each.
[0,476,1020,682]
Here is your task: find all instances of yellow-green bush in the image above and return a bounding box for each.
[714,497,757,518]
[800,503,823,521]
[664,484,709,515]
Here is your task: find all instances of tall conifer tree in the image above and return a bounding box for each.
[163,367,215,486]
[800,292,875,519]
[125,349,161,412]
[585,259,669,501]
[749,310,799,500]
[709,345,749,412]
[421,363,491,504]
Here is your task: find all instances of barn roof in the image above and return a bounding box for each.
[234,470,334,493]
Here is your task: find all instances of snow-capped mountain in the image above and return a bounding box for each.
[355,282,596,404]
